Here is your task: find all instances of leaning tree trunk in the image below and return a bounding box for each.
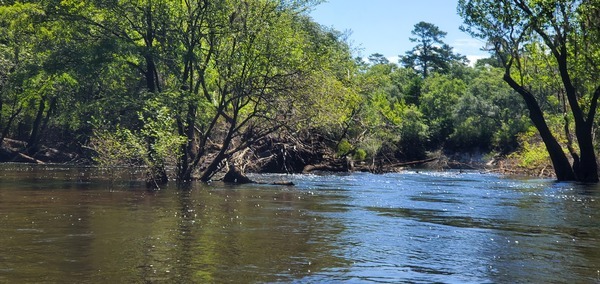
[199,118,238,182]
[1,106,23,146]
[504,74,577,181]
[199,152,227,182]
[27,95,48,155]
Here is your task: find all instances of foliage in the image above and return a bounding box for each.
[89,100,184,178]
[419,73,466,145]
[401,21,468,78]
[509,127,551,170]
[139,97,186,168]
[459,0,600,182]
[2,0,588,182]
[89,126,147,168]
[449,66,529,152]
[336,139,352,156]
[353,148,367,161]
[397,105,429,160]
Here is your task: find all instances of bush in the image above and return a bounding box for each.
[353,148,367,161]
[337,139,353,156]
[508,128,552,169]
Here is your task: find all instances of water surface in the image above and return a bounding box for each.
[1,164,600,283]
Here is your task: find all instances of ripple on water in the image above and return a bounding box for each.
[2,167,600,283]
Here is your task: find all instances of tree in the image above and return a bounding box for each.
[48,0,362,184]
[0,2,80,155]
[419,73,466,146]
[54,0,185,183]
[368,53,389,65]
[397,105,428,160]
[193,0,320,182]
[401,21,467,78]
[459,0,600,182]
[0,3,42,145]
[460,66,528,153]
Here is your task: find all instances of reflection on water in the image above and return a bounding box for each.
[1,164,600,283]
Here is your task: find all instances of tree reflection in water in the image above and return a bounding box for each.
[1,165,600,283]
[0,166,349,283]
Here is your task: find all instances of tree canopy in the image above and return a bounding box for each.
[401,21,467,78]
[0,0,596,184]
[459,0,600,182]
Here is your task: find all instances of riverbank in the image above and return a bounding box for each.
[0,137,555,180]
[0,138,86,164]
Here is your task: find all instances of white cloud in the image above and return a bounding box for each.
[453,38,487,54]
[386,55,401,64]
[453,38,489,66]
[466,55,488,66]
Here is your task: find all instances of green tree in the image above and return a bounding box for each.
[401,21,467,78]
[0,2,81,155]
[54,0,185,183]
[55,0,343,183]
[368,53,389,65]
[350,56,403,164]
[194,0,325,181]
[397,105,428,160]
[391,67,422,106]
[419,73,466,146]
[459,0,600,182]
[446,66,529,152]
[469,66,528,152]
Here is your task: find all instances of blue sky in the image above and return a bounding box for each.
[309,0,489,64]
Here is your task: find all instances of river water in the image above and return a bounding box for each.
[1,164,600,283]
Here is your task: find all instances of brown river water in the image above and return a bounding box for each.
[1,163,600,283]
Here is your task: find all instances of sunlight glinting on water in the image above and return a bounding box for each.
[1,165,600,283]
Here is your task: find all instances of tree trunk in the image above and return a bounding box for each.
[554,50,599,182]
[176,116,191,181]
[199,152,227,182]
[199,121,237,182]
[144,54,159,93]
[0,107,23,146]
[574,125,599,182]
[39,97,56,140]
[146,136,168,188]
[504,74,577,181]
[27,96,47,155]
[177,98,204,182]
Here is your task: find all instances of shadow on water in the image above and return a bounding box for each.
[1,165,600,283]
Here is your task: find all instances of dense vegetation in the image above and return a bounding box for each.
[0,0,598,184]
[460,0,600,182]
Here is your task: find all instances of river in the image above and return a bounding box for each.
[1,164,599,283]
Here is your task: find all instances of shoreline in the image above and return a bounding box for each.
[1,137,556,181]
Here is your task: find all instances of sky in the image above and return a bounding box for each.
[309,0,489,65]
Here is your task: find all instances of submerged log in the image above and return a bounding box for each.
[222,164,295,185]
[271,181,295,186]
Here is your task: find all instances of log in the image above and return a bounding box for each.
[12,152,45,164]
[271,181,294,186]
[390,157,438,167]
